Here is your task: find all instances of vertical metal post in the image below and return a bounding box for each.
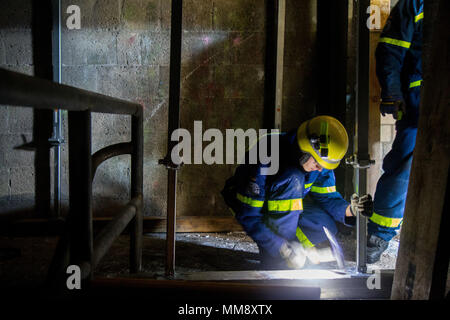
[164,0,183,278]
[68,110,93,280]
[130,110,143,273]
[263,0,277,129]
[355,0,370,274]
[31,0,53,217]
[274,0,286,131]
[50,0,63,217]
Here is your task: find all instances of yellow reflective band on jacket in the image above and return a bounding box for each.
[236,193,264,208]
[304,183,313,189]
[310,186,336,194]
[415,12,424,23]
[267,198,303,212]
[409,80,422,88]
[369,212,403,228]
[379,37,411,49]
[296,227,314,248]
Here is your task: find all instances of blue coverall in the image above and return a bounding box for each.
[370,0,423,241]
[222,131,352,267]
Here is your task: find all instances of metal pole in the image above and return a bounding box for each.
[263,0,277,129]
[91,142,133,181]
[0,68,142,115]
[160,0,183,278]
[355,0,370,274]
[93,198,139,270]
[274,0,286,131]
[68,110,93,281]
[50,0,63,218]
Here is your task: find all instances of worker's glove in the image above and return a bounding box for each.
[350,193,373,218]
[380,100,406,120]
[280,242,339,269]
[279,241,307,269]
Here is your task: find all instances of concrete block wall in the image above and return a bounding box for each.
[0,0,318,218]
[59,0,172,217]
[0,0,35,213]
[177,0,317,217]
[282,0,317,132]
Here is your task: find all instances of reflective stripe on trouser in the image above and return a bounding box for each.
[369,212,403,228]
[409,80,422,88]
[379,37,411,49]
[297,197,339,247]
[370,125,417,241]
[415,12,423,23]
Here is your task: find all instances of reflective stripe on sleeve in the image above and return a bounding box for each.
[296,227,314,248]
[304,183,313,189]
[236,193,264,208]
[267,198,303,212]
[310,186,337,194]
[409,80,422,88]
[379,37,411,49]
[369,212,403,228]
[415,12,423,23]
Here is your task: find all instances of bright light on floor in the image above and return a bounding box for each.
[178,269,352,281]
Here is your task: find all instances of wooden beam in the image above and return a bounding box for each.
[391,0,450,300]
[91,270,394,300]
[102,216,243,233]
[1,216,243,236]
[90,277,321,300]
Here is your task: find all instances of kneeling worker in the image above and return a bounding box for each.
[222,116,373,269]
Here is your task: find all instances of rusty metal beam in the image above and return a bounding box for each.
[162,0,183,278]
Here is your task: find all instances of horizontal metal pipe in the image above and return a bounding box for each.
[91,142,133,181]
[92,196,141,269]
[0,68,142,116]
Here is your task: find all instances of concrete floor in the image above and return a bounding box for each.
[0,230,399,290]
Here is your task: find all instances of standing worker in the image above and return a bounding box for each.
[222,116,373,269]
[367,0,423,263]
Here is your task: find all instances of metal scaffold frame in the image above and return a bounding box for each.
[0,67,144,286]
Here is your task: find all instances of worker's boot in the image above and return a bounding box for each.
[366,235,389,264]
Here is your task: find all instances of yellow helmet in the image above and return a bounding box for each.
[297,116,349,170]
